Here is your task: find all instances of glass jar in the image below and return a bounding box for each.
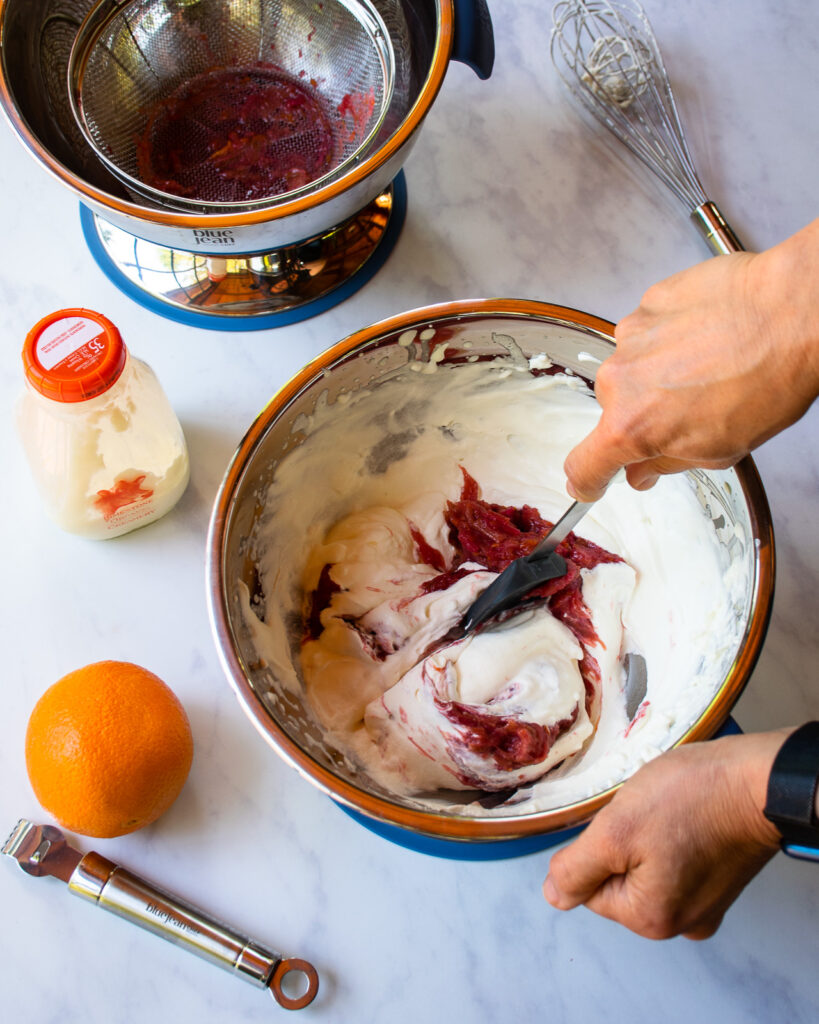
[18,308,190,539]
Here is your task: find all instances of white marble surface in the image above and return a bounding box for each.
[1,1,818,1021]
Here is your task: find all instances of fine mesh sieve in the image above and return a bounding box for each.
[68,0,395,212]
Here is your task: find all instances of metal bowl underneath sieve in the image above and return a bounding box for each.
[68,0,396,213]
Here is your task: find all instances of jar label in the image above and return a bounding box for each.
[93,473,155,523]
[36,316,108,373]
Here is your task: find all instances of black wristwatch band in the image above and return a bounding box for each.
[764,721,819,862]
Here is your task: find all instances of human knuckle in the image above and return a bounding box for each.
[639,916,677,941]
[598,413,651,463]
[548,852,578,890]
[613,310,643,343]
[589,801,637,859]
[684,920,720,941]
[600,809,635,851]
[632,900,684,940]
[593,357,622,396]
[639,279,671,309]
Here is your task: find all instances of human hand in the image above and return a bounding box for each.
[565,220,819,500]
[543,731,789,939]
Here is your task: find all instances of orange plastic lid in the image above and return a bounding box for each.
[23,308,127,403]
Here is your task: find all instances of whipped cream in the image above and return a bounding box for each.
[365,607,594,793]
[242,338,747,815]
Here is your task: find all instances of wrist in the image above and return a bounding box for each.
[740,728,793,849]
[754,220,819,396]
[763,721,819,860]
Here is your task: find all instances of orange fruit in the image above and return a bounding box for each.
[25,661,193,838]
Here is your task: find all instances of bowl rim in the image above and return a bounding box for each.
[206,297,776,842]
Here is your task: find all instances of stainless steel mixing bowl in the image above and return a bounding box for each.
[207,299,775,844]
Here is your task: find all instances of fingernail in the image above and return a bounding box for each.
[543,875,560,906]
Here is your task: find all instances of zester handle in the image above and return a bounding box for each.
[692,201,745,255]
[68,852,318,1009]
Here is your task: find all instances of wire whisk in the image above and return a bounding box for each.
[551,0,744,254]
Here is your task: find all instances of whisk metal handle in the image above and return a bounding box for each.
[692,201,745,254]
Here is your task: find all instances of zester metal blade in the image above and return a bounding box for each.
[2,818,81,881]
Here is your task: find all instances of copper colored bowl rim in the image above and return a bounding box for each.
[207,298,776,842]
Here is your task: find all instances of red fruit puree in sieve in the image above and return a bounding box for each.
[136,66,338,203]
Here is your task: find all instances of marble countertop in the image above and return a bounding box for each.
[1,2,817,1021]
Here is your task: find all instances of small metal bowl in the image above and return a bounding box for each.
[207,299,774,849]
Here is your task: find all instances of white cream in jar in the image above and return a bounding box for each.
[17,309,189,539]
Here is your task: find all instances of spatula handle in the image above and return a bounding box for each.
[530,500,594,558]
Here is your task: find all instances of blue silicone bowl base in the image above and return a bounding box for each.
[79,171,408,331]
